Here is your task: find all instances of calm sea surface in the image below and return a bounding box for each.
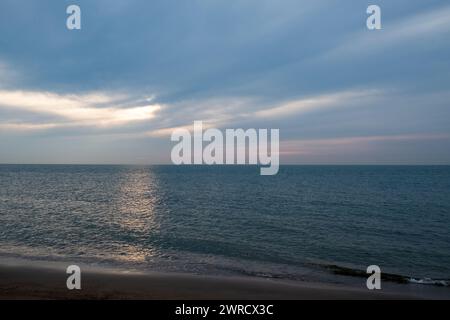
[0,165,449,286]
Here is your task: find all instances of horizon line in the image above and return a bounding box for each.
[1,163,450,166]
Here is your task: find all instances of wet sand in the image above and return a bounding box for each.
[0,263,420,300]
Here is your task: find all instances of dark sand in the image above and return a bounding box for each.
[0,262,429,300]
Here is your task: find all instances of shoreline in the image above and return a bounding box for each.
[1,262,444,300]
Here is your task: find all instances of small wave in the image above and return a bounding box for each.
[409,278,449,287]
[323,264,449,287]
[324,265,408,284]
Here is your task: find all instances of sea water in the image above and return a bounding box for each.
[0,165,449,288]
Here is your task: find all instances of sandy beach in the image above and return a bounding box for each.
[0,262,429,300]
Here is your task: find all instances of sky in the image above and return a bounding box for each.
[0,0,449,164]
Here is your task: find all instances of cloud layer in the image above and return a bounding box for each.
[0,0,450,164]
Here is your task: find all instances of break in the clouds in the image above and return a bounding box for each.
[0,0,450,164]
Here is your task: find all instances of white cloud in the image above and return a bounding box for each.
[0,90,162,129]
[254,89,380,118]
[321,5,450,60]
[0,122,63,132]
[142,88,383,137]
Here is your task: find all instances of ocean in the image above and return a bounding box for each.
[0,165,449,288]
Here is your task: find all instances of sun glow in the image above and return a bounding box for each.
[0,90,161,129]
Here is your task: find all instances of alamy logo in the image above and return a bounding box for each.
[366,5,382,30]
[366,265,381,290]
[66,265,81,290]
[66,5,81,30]
[171,121,279,175]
